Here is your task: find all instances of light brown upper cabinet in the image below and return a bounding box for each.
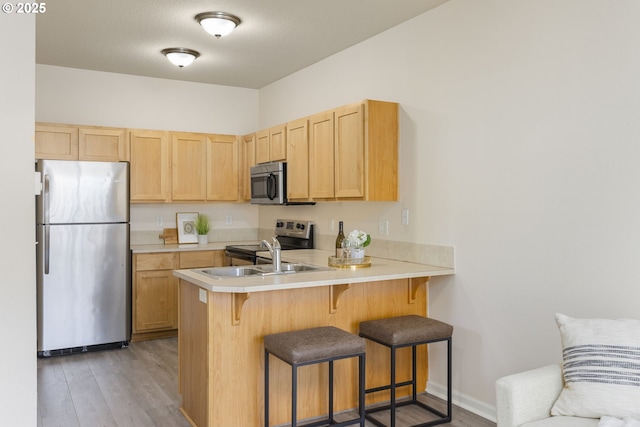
[255,124,287,164]
[35,124,79,160]
[359,100,398,201]
[308,100,398,201]
[285,118,310,201]
[79,127,128,162]
[129,129,171,203]
[308,111,336,199]
[206,134,239,201]
[334,103,365,198]
[35,123,127,162]
[171,132,207,201]
[240,133,256,201]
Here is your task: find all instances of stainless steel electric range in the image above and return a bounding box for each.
[225,219,315,265]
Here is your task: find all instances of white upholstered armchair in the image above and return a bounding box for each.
[495,364,598,427]
[497,314,640,427]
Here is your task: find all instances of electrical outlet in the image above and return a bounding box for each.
[329,218,335,233]
[155,216,163,227]
[226,215,232,225]
[379,219,389,236]
[198,288,207,304]
[402,209,409,226]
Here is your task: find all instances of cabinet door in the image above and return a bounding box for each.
[130,130,171,202]
[286,118,309,200]
[172,133,207,201]
[308,111,335,199]
[255,129,270,164]
[363,100,399,201]
[206,134,238,201]
[334,103,365,198]
[134,270,177,332]
[240,133,256,201]
[79,127,128,162]
[269,124,287,161]
[35,124,79,160]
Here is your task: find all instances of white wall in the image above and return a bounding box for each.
[36,65,259,134]
[258,0,640,418]
[0,13,37,425]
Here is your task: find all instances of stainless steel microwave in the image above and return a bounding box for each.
[250,161,287,205]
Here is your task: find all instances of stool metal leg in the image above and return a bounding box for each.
[329,360,334,422]
[411,345,417,401]
[292,364,298,427]
[265,350,270,427]
[359,353,366,426]
[390,346,396,427]
[446,337,452,422]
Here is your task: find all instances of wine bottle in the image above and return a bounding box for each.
[335,221,345,257]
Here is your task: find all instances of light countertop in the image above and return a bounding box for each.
[173,249,454,293]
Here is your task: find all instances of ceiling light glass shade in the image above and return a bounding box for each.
[161,48,200,67]
[195,12,241,38]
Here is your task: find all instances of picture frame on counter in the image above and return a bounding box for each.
[176,212,198,244]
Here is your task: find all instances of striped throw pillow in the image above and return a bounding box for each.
[551,313,640,418]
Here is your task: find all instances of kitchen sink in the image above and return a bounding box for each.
[192,263,332,279]
[258,263,332,273]
[197,266,264,277]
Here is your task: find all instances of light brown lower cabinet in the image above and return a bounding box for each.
[131,250,225,342]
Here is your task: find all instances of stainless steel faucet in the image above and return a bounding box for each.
[260,236,282,273]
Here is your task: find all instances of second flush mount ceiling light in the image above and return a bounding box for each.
[195,12,241,38]
[161,48,200,68]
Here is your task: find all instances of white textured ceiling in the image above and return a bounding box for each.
[36,0,449,89]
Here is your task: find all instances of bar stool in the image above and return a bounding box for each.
[358,315,453,427]
[264,326,366,427]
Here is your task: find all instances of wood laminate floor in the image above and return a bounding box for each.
[37,337,496,427]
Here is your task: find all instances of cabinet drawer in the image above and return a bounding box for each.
[179,250,223,268]
[135,253,176,271]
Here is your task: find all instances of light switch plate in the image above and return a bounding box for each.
[402,209,410,226]
[379,219,389,236]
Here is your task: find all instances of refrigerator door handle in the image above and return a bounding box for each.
[44,224,50,275]
[43,173,51,274]
[43,174,50,225]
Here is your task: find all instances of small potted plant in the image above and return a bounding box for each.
[195,213,211,245]
[346,229,371,259]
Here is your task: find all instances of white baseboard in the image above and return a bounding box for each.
[427,380,497,423]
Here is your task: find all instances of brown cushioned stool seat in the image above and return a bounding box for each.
[264,326,366,427]
[359,315,453,427]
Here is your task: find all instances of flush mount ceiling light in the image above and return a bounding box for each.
[195,12,241,38]
[161,48,200,68]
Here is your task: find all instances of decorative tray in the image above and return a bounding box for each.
[328,256,371,268]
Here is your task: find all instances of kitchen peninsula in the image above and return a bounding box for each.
[173,250,454,427]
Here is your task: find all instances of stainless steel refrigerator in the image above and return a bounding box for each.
[36,160,131,356]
